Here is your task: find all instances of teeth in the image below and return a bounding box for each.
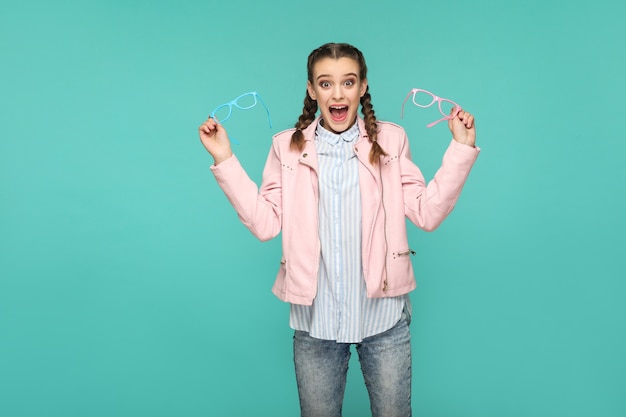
[331,105,347,109]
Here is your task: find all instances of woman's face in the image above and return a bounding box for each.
[307,57,367,134]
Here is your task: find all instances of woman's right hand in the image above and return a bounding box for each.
[198,117,233,165]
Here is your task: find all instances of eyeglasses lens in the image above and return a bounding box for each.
[234,93,257,110]
[412,90,436,107]
[439,100,457,115]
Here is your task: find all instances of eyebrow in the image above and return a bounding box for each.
[316,72,359,80]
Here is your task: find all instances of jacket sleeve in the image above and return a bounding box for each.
[401,137,480,231]
[210,141,283,241]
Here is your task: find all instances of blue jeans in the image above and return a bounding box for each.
[293,312,412,417]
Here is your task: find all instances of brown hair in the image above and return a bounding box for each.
[290,43,387,164]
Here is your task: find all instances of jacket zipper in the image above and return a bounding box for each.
[379,163,389,292]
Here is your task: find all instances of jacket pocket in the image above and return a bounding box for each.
[392,249,416,259]
[385,249,416,292]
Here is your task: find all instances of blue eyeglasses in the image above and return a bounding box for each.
[210,91,273,144]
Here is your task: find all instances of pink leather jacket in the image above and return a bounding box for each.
[211,117,480,305]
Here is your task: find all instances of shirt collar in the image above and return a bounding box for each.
[315,119,360,145]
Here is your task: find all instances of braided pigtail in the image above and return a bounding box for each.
[361,89,387,164]
[290,91,318,151]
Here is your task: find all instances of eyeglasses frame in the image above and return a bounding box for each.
[209,91,273,144]
[401,88,461,128]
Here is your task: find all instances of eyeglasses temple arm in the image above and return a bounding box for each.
[256,94,273,128]
[400,91,414,118]
[426,106,461,128]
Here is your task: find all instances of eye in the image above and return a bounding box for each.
[344,79,355,87]
[320,81,331,88]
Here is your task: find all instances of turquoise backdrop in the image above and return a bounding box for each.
[1,0,625,416]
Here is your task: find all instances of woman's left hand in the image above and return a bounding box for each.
[448,108,476,147]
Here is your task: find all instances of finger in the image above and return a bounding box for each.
[200,121,216,136]
[200,120,212,131]
[459,111,470,126]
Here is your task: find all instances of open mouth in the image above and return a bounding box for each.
[329,105,348,122]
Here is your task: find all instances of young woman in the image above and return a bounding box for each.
[199,42,479,417]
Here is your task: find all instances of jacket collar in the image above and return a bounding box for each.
[315,120,360,145]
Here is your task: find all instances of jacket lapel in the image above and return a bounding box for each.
[354,117,380,185]
[296,119,321,173]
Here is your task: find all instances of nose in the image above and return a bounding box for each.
[332,84,344,100]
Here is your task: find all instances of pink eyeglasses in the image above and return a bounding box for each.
[401,88,462,128]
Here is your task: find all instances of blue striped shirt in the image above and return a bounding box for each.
[290,120,407,343]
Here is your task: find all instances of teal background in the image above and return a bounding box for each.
[1,0,625,416]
